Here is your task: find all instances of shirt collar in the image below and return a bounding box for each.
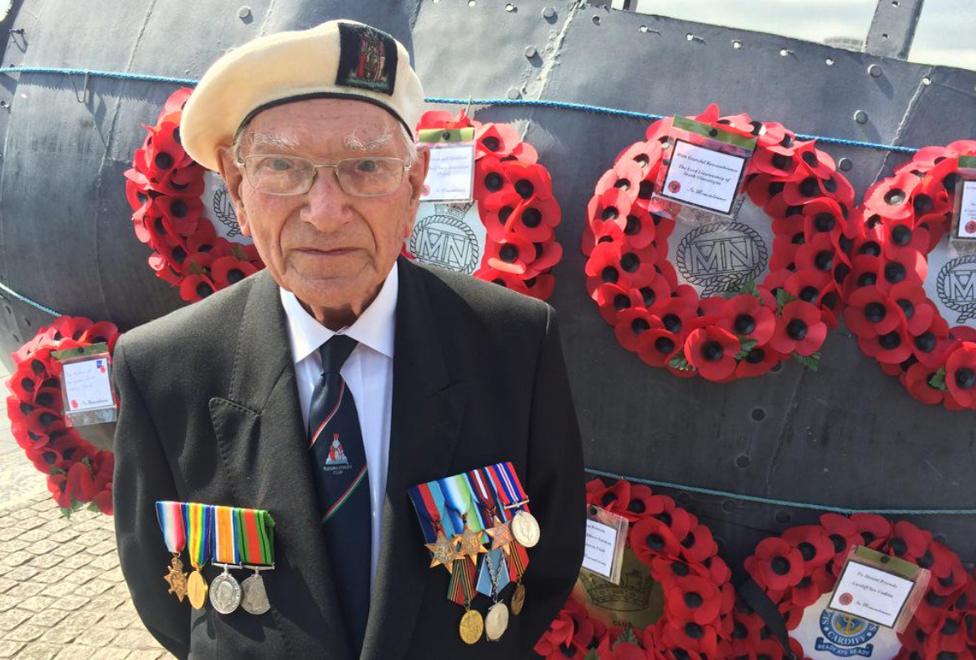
[279,262,398,365]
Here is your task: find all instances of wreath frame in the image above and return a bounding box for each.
[125,87,262,303]
[5,316,119,516]
[535,478,735,659]
[582,104,860,382]
[846,141,976,411]
[413,110,563,301]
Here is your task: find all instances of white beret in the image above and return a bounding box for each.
[181,19,424,171]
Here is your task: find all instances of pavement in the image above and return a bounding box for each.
[0,363,168,659]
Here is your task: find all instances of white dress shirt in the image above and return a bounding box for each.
[279,264,398,584]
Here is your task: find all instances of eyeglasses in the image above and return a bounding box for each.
[237,154,411,197]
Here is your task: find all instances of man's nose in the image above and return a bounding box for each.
[299,166,352,230]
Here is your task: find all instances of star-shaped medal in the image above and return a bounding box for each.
[425,530,459,574]
[485,516,513,556]
[455,522,488,565]
[164,555,189,602]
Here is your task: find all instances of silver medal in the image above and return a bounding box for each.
[209,567,242,614]
[510,510,541,548]
[485,602,509,641]
[240,571,271,615]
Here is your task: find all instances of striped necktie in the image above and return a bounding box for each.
[307,334,371,654]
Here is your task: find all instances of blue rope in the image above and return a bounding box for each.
[585,468,976,516]
[0,66,922,154]
[0,281,62,317]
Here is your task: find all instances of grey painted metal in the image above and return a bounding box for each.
[865,0,924,59]
[0,0,973,570]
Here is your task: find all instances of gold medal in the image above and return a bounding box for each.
[187,568,208,610]
[458,608,484,645]
[163,554,189,602]
[511,582,526,615]
[485,602,509,641]
[510,510,540,548]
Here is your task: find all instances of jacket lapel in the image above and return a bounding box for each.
[208,271,352,658]
[361,259,467,660]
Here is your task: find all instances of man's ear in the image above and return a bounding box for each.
[216,146,251,237]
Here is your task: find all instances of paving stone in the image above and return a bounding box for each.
[53,643,99,660]
[14,643,61,660]
[74,579,114,598]
[31,539,61,555]
[17,594,56,613]
[49,594,90,612]
[6,622,48,642]
[49,529,81,544]
[29,553,64,570]
[27,607,70,627]
[65,567,101,585]
[2,550,34,567]
[0,607,32,630]
[43,579,85,598]
[5,581,46,598]
[101,610,139,629]
[52,543,77,558]
[4,565,39,581]
[3,539,29,553]
[18,528,51,542]
[60,554,96,571]
[0,641,25,658]
[35,567,73,586]
[113,629,163,651]
[0,527,20,542]
[97,648,134,660]
[58,610,105,631]
[74,626,120,647]
[40,628,83,646]
[0,593,20,612]
[0,576,17,593]
[89,554,120,571]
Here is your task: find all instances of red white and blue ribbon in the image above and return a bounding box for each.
[155,500,187,555]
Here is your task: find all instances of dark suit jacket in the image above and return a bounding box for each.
[112,258,586,659]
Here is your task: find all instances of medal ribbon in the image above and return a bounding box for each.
[408,483,445,543]
[496,462,532,513]
[444,474,483,535]
[465,470,496,530]
[183,502,213,570]
[235,508,275,566]
[213,505,241,565]
[479,466,510,523]
[436,476,470,535]
[428,480,457,537]
[507,538,529,580]
[447,557,477,606]
[155,501,186,555]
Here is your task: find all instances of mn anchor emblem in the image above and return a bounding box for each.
[675,221,768,296]
[409,204,482,275]
[937,255,976,324]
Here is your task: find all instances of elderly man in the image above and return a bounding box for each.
[112,18,584,660]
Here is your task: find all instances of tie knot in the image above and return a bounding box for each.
[319,334,358,375]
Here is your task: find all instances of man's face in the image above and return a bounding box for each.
[218,99,428,326]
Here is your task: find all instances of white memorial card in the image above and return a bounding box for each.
[660,139,748,216]
[420,143,476,203]
[581,506,629,585]
[62,357,114,413]
[955,179,976,239]
[828,559,916,629]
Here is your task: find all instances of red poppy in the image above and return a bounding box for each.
[751,145,798,178]
[680,523,720,565]
[844,286,902,338]
[614,309,663,352]
[793,232,843,278]
[659,618,719,656]
[666,575,722,625]
[594,160,645,210]
[863,170,922,222]
[594,283,643,325]
[474,121,524,160]
[769,301,827,356]
[683,327,739,381]
[857,325,913,364]
[885,520,932,562]
[928,541,969,598]
[637,328,684,368]
[945,344,976,408]
[586,478,632,515]
[903,362,949,406]
[534,599,601,659]
[210,256,259,290]
[794,143,838,180]
[782,524,834,572]
[630,517,682,564]
[734,344,785,378]
[179,273,217,302]
[473,155,512,201]
[747,537,805,592]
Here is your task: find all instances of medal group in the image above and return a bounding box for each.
[155,501,275,616]
[408,461,540,645]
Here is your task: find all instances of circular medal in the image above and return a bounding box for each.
[511,582,525,615]
[485,602,509,641]
[209,572,242,614]
[187,569,208,610]
[510,510,541,548]
[240,573,271,615]
[458,608,484,645]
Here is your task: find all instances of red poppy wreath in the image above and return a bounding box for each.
[409,110,563,300]
[846,140,976,410]
[737,513,975,659]
[535,478,736,658]
[582,104,858,382]
[125,87,262,303]
[5,316,119,516]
